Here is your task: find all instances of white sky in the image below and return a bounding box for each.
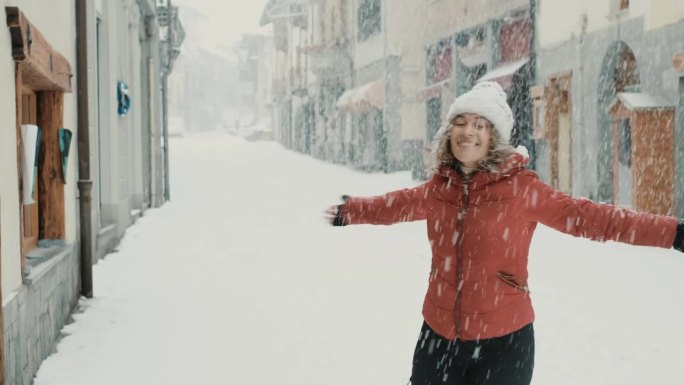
[32,132,684,385]
[174,0,271,52]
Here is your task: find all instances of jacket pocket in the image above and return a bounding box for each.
[496,272,530,294]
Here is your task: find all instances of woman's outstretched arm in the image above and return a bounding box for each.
[522,173,681,250]
[328,182,430,226]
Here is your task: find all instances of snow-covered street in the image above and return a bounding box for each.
[34,132,684,385]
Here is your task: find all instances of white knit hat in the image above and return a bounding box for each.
[443,81,514,143]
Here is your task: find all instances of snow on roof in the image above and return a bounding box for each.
[612,92,673,110]
[477,58,529,83]
[336,80,384,110]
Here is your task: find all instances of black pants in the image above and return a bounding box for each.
[409,322,534,385]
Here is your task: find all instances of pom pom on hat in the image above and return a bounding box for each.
[444,81,514,143]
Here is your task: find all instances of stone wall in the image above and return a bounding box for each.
[2,245,80,385]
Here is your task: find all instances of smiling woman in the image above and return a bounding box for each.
[430,82,517,174]
[325,80,684,385]
[447,114,492,170]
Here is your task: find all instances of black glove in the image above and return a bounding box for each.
[332,195,350,227]
[674,219,684,252]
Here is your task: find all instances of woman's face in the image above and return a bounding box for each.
[449,113,492,168]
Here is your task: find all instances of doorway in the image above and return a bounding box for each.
[597,41,640,202]
[616,118,633,207]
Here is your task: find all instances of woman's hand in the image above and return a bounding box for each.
[674,219,684,252]
[324,206,340,225]
[324,195,350,226]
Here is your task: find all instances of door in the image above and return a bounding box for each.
[548,77,572,193]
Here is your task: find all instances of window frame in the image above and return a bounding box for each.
[357,0,381,42]
[7,7,72,273]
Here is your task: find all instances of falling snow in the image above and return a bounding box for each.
[33,133,684,385]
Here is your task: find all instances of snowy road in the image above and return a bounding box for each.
[34,132,684,385]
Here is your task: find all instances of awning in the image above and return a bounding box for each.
[610,92,673,111]
[476,58,528,90]
[336,81,385,111]
[416,78,451,102]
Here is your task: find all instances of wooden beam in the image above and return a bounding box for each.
[37,92,65,240]
[5,7,72,92]
[16,66,28,274]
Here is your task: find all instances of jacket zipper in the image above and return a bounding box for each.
[454,180,470,338]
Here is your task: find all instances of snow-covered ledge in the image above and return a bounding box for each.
[22,243,73,286]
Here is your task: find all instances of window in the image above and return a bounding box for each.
[465,64,487,90]
[340,0,348,39]
[426,97,442,140]
[500,18,530,62]
[331,6,336,40]
[291,4,308,29]
[357,0,381,41]
[611,0,630,14]
[530,84,546,139]
[426,39,453,84]
[7,7,72,271]
[455,26,486,49]
[274,21,288,51]
[319,2,326,43]
[532,103,546,139]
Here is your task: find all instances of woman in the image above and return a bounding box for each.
[326,81,684,385]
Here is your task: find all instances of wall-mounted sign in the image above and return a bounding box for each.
[117,81,131,116]
[58,128,72,183]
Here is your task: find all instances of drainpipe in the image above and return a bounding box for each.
[381,0,389,172]
[162,72,170,201]
[76,0,93,298]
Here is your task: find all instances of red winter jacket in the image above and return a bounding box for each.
[340,153,678,341]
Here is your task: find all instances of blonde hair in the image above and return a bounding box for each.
[427,117,515,175]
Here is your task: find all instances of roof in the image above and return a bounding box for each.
[610,92,674,111]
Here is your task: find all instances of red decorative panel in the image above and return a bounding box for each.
[500,19,530,63]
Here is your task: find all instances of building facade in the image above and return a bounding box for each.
[260,0,682,217]
[236,33,273,138]
[261,0,314,152]
[262,0,533,176]
[535,0,684,216]
[0,1,182,384]
[411,0,532,177]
